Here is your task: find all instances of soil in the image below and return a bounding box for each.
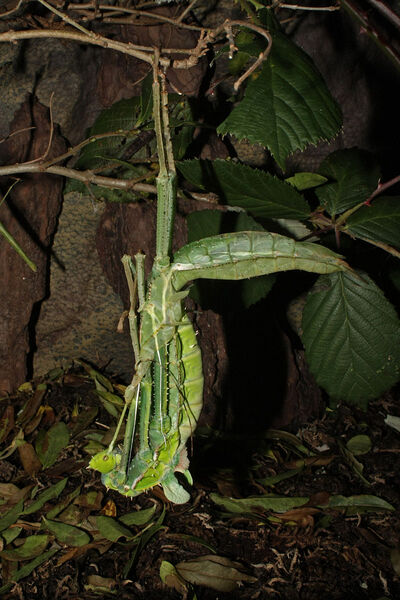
[1,369,399,600]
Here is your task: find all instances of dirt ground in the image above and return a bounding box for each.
[1,368,399,600]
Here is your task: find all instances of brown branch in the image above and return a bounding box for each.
[0,162,156,194]
[67,2,203,31]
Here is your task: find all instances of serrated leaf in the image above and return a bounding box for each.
[178,159,310,219]
[119,505,157,527]
[35,422,70,469]
[95,516,134,542]
[346,434,372,456]
[210,493,309,514]
[23,478,68,515]
[176,555,257,592]
[42,517,90,546]
[316,149,380,216]
[0,534,49,561]
[345,197,400,249]
[172,230,350,291]
[186,210,275,310]
[217,31,342,168]
[302,271,400,405]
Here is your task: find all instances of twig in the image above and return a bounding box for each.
[37,0,93,36]
[364,174,400,205]
[340,0,400,71]
[0,162,156,194]
[278,2,340,10]
[215,20,272,91]
[67,2,203,31]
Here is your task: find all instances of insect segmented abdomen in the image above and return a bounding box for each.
[174,315,203,452]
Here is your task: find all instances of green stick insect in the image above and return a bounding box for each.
[89,57,352,504]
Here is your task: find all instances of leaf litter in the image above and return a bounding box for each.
[0,366,399,599]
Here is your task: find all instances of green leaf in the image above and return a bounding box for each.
[217,31,342,169]
[42,517,90,546]
[46,485,82,520]
[0,534,49,561]
[23,478,68,515]
[302,271,400,406]
[177,159,310,219]
[210,493,309,514]
[1,526,23,546]
[95,516,134,542]
[119,505,157,527]
[327,495,395,514]
[285,172,328,191]
[172,230,350,291]
[176,555,257,592]
[345,197,400,249]
[0,499,24,533]
[137,71,153,127]
[186,211,275,310]
[0,221,37,272]
[346,434,372,456]
[35,422,70,469]
[0,547,59,595]
[315,149,380,216]
[76,97,141,169]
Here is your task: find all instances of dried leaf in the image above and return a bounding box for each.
[101,499,117,517]
[42,517,91,546]
[210,493,309,515]
[0,534,49,561]
[0,547,59,595]
[85,575,117,594]
[160,560,188,594]
[46,486,82,520]
[18,442,42,476]
[0,499,24,532]
[0,406,14,444]
[176,555,257,592]
[74,491,103,511]
[16,386,47,428]
[384,414,400,434]
[0,484,32,506]
[35,422,70,469]
[327,495,395,515]
[390,546,400,576]
[94,516,134,542]
[23,478,68,516]
[119,505,157,527]
[0,428,25,460]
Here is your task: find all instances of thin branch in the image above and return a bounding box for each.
[0,29,155,65]
[364,174,400,205]
[0,162,156,194]
[37,0,93,35]
[278,2,340,10]
[66,2,203,31]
